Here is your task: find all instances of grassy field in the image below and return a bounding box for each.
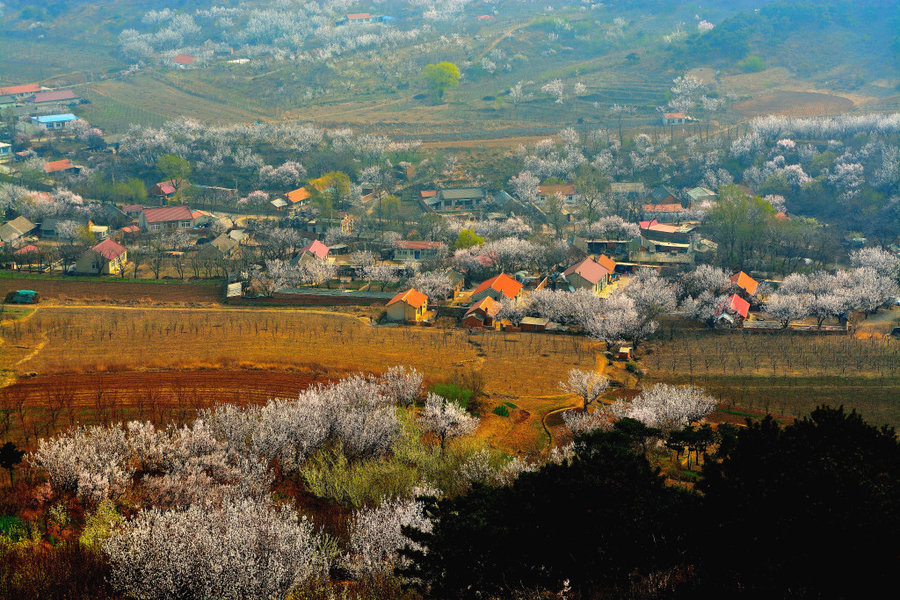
[644,326,900,428]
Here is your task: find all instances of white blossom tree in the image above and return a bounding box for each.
[558,368,609,413]
[418,393,479,454]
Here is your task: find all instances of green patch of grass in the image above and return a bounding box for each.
[430,383,472,410]
[0,516,28,542]
[492,405,510,418]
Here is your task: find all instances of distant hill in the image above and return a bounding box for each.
[675,1,900,84]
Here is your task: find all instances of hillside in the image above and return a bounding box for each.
[1,0,897,137]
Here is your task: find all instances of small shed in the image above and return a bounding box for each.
[520,316,550,332]
[617,346,633,361]
[386,288,428,322]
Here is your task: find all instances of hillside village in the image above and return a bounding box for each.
[1,1,899,598]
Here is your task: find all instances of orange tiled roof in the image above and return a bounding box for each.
[474,273,523,299]
[387,288,427,309]
[729,271,758,296]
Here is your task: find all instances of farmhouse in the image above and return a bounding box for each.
[0,216,36,246]
[0,83,41,99]
[423,187,489,212]
[75,238,128,275]
[563,257,609,294]
[596,254,617,275]
[140,206,193,232]
[394,240,445,262]
[29,89,79,109]
[662,112,694,125]
[172,54,197,67]
[0,95,16,110]
[730,271,759,296]
[32,114,77,130]
[0,141,11,163]
[686,186,716,204]
[648,186,679,206]
[537,183,577,203]
[641,202,685,223]
[462,296,502,329]
[471,273,523,303]
[286,187,311,207]
[295,239,331,263]
[43,159,79,174]
[608,182,646,197]
[199,233,239,260]
[717,294,750,326]
[151,180,178,199]
[385,288,429,323]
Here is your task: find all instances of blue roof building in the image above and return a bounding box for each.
[31,113,77,129]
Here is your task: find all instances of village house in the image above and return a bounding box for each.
[730,271,759,297]
[75,238,128,275]
[641,202,686,223]
[28,90,79,112]
[630,221,699,264]
[0,83,41,99]
[393,240,445,262]
[562,257,609,294]
[0,142,11,163]
[537,183,577,204]
[0,95,15,111]
[647,186,680,206]
[423,187,489,212]
[172,54,197,68]
[139,206,193,232]
[43,159,79,174]
[385,288,429,323]
[596,254,617,276]
[0,216,36,246]
[199,233,239,260]
[294,239,331,264]
[662,112,695,125]
[151,180,178,200]
[717,294,750,327]
[471,273,523,304]
[285,187,311,209]
[462,296,502,329]
[32,114,77,130]
[686,186,716,205]
[608,182,646,197]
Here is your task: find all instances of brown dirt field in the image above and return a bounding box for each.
[732,90,854,118]
[0,277,221,305]
[0,305,597,454]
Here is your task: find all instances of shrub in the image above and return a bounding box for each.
[492,405,510,418]
[737,55,766,73]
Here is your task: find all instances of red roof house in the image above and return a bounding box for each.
[563,258,609,292]
[729,271,759,296]
[0,83,40,96]
[152,180,177,197]
[299,239,330,260]
[386,288,429,322]
[30,90,79,104]
[724,294,750,319]
[472,273,523,303]
[92,238,128,261]
[43,159,77,174]
[139,206,193,231]
[462,296,502,328]
[286,187,311,205]
[172,54,197,66]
